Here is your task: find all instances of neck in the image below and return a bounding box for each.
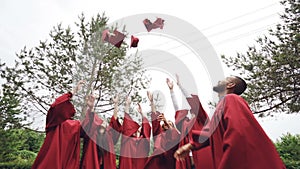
[218,91,226,99]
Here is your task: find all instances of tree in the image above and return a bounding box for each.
[0,128,44,163]
[275,133,300,169]
[221,0,300,116]
[0,67,25,130]
[0,13,150,130]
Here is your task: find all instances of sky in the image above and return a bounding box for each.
[1,0,299,141]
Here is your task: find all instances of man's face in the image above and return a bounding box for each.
[213,77,235,93]
[213,80,226,93]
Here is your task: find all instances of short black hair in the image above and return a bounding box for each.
[233,76,247,95]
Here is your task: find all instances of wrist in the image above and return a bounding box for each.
[125,107,129,113]
[140,112,146,117]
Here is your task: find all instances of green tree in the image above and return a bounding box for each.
[0,13,150,130]
[0,83,24,129]
[275,133,300,169]
[222,0,300,116]
[0,128,44,163]
[0,74,42,164]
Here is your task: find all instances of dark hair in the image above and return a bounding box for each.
[233,76,247,95]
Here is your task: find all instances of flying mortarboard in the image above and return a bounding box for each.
[152,17,165,29]
[101,29,110,42]
[143,17,165,32]
[101,29,125,48]
[143,19,153,32]
[130,35,139,48]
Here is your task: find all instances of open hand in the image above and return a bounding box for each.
[112,95,119,104]
[166,78,174,90]
[72,80,85,95]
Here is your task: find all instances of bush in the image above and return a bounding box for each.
[275,133,300,169]
[0,161,33,169]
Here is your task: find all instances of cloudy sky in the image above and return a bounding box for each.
[1,0,299,141]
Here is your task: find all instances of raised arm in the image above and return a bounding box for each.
[137,103,151,139]
[147,91,156,113]
[148,91,161,137]
[109,95,122,144]
[71,80,85,96]
[80,93,96,137]
[166,78,179,111]
[176,74,192,98]
[112,95,119,119]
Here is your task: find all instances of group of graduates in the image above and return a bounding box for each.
[31,75,286,169]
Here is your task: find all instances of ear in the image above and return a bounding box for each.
[226,82,236,89]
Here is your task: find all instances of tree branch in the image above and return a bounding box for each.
[23,126,45,133]
[19,85,48,113]
[253,94,298,114]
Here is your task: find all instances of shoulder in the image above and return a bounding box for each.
[224,94,250,109]
[225,93,246,101]
[223,94,248,106]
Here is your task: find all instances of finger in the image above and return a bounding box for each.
[174,151,179,159]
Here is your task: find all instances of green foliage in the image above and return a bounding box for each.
[0,161,33,169]
[221,0,300,116]
[0,80,24,130]
[275,133,300,169]
[0,85,40,165]
[0,129,44,163]
[0,12,150,129]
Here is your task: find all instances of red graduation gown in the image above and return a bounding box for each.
[80,109,122,169]
[119,113,151,169]
[31,93,81,169]
[175,110,193,169]
[144,112,180,169]
[186,95,214,169]
[192,94,286,169]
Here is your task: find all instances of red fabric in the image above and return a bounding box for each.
[102,29,110,42]
[119,113,151,169]
[80,110,122,169]
[32,93,81,169]
[130,35,139,48]
[143,18,165,32]
[186,95,214,169]
[193,94,286,169]
[46,92,75,132]
[143,19,153,32]
[143,112,179,169]
[109,30,125,48]
[101,29,125,48]
[175,109,189,128]
[174,110,192,169]
[186,95,209,125]
[150,111,162,139]
[152,17,165,29]
[145,127,180,169]
[122,112,140,137]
